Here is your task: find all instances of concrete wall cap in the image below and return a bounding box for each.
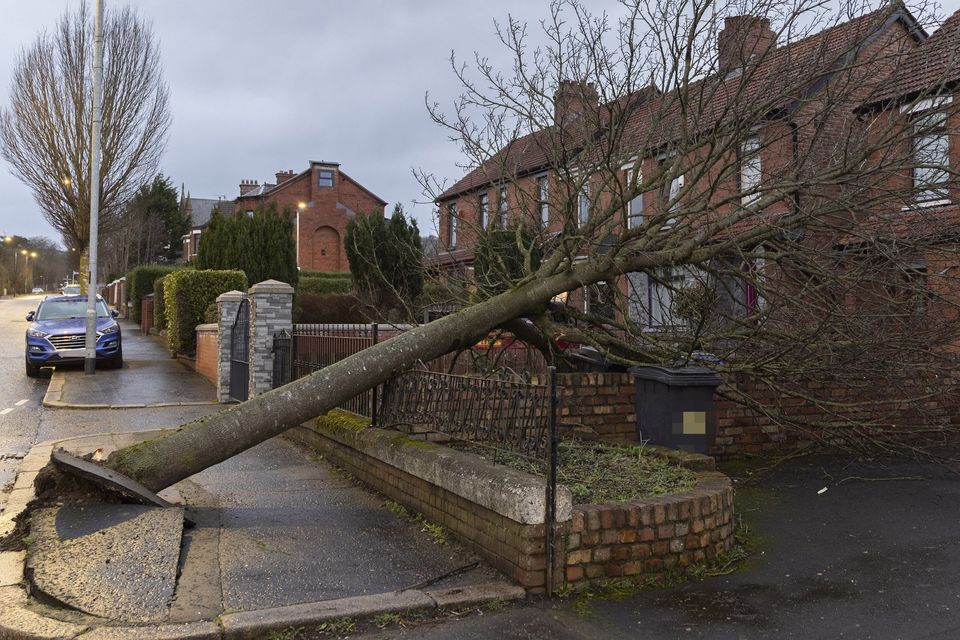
[216,290,246,302]
[317,423,572,524]
[195,323,218,332]
[249,279,295,294]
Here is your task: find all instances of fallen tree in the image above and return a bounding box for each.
[36,0,960,499]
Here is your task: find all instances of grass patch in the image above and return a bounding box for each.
[463,440,697,504]
[315,410,369,433]
[373,612,402,628]
[383,499,408,517]
[414,514,448,545]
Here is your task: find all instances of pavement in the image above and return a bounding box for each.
[42,320,218,408]
[0,301,521,637]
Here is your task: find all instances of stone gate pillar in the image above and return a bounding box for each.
[216,290,246,403]
[248,279,295,398]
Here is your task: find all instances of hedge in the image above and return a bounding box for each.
[299,270,352,280]
[126,265,179,323]
[298,274,353,296]
[153,276,168,331]
[296,292,365,324]
[164,269,247,355]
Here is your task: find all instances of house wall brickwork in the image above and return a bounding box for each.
[234,162,386,273]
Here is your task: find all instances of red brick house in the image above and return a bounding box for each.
[432,5,933,326]
[233,161,387,272]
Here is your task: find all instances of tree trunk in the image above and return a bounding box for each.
[106,272,575,491]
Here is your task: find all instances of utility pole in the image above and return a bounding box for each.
[84,0,103,374]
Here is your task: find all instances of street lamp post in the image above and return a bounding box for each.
[84,0,104,375]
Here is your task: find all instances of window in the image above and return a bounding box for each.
[649,267,688,328]
[191,230,201,257]
[537,176,549,225]
[245,210,254,217]
[446,203,458,248]
[624,170,644,228]
[585,281,616,320]
[479,193,490,228]
[913,109,950,204]
[498,185,508,226]
[659,166,684,228]
[743,251,767,313]
[578,185,590,226]
[318,169,335,188]
[739,135,761,205]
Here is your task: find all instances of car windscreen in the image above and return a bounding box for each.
[36,299,110,320]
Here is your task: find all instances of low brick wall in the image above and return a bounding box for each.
[140,296,154,335]
[529,372,637,442]
[194,324,218,386]
[288,414,735,593]
[565,473,734,586]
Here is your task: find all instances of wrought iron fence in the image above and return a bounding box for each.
[378,368,558,461]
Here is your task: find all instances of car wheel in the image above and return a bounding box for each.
[25,360,41,378]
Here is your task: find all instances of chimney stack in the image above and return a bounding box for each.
[275,169,296,185]
[553,80,600,126]
[239,179,260,196]
[717,16,776,74]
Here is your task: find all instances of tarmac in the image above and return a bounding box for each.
[0,323,522,638]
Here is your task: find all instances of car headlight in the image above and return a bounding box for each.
[27,328,49,338]
[101,323,120,335]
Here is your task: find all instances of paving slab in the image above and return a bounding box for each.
[46,322,217,408]
[27,504,184,623]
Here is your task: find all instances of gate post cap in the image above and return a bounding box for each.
[249,280,294,294]
[217,290,246,302]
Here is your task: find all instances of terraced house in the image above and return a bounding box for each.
[430,3,960,453]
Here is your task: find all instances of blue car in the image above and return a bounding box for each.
[25,295,123,377]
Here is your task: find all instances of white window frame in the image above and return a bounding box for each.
[739,135,762,206]
[911,107,951,206]
[578,184,590,227]
[624,168,644,229]
[498,185,508,227]
[479,193,489,228]
[447,202,458,248]
[648,266,692,328]
[317,169,335,188]
[537,176,549,225]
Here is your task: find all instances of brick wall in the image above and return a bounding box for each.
[140,297,154,335]
[534,370,960,457]
[194,324,218,386]
[288,417,735,593]
[565,473,734,586]
[529,372,637,442]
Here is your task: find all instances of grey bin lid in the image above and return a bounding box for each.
[629,365,722,387]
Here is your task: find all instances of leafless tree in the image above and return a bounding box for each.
[26,0,960,496]
[0,2,170,252]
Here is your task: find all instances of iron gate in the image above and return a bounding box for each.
[229,300,250,402]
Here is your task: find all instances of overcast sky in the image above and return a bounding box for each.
[0,0,957,247]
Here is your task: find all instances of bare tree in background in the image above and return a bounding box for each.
[0,2,170,252]
[13,0,955,498]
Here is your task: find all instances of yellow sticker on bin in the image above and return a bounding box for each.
[682,411,706,435]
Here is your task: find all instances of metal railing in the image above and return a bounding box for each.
[378,368,557,460]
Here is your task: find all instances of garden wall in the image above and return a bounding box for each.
[565,473,733,585]
[288,414,735,593]
[194,324,218,386]
[526,371,960,457]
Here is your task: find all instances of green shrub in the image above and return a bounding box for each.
[299,270,352,280]
[164,269,247,355]
[126,265,179,323]
[203,301,218,324]
[295,292,365,324]
[153,276,168,331]
[297,275,353,296]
